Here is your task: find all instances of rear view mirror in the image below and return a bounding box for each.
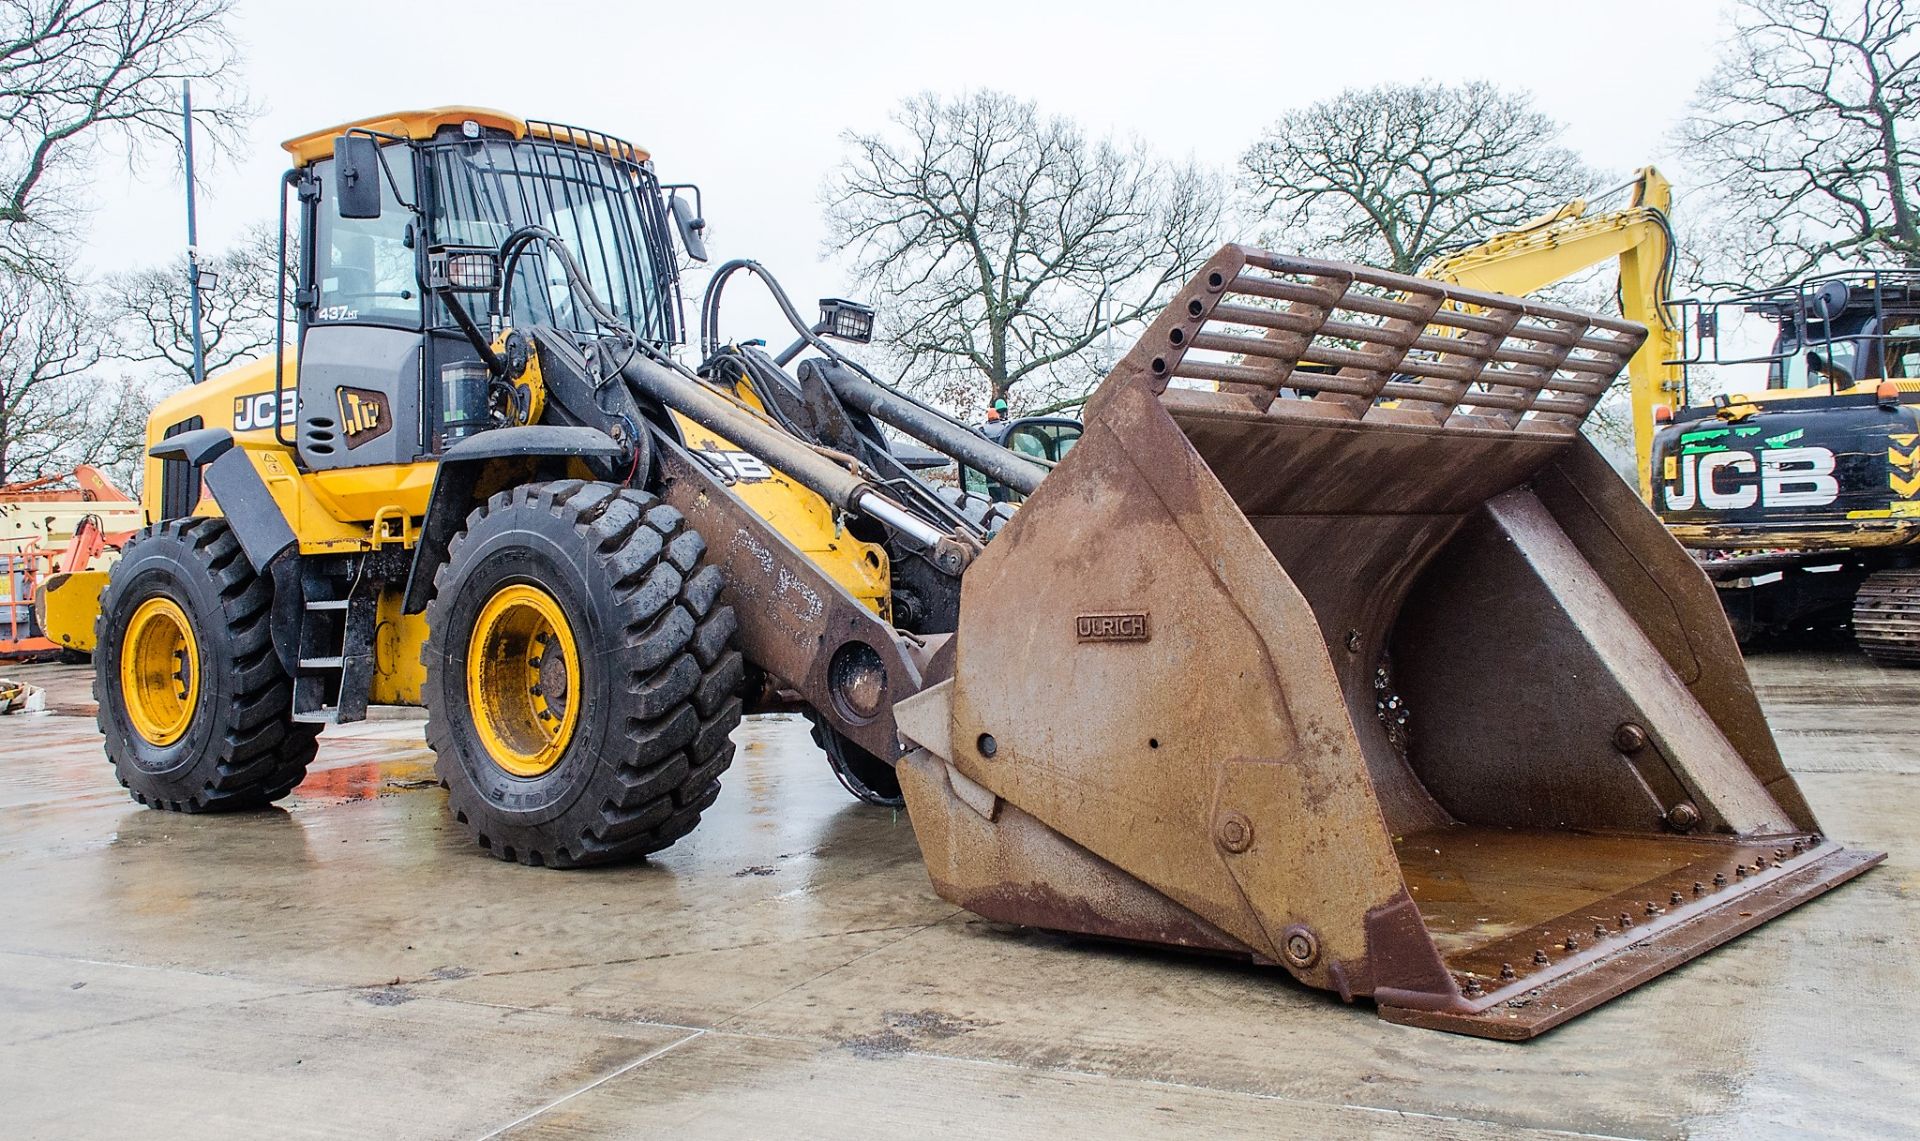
[333,135,383,220]
[670,194,708,263]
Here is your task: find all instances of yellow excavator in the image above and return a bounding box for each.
[1427,166,1920,659]
[71,111,1877,1039]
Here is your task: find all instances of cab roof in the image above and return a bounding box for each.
[280,107,650,167]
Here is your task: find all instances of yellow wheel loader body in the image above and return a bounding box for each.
[897,245,1881,1039]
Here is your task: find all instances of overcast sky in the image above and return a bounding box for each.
[80,0,1737,346]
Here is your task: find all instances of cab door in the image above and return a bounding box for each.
[296,148,426,471]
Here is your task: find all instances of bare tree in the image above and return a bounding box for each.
[1680,0,1920,285]
[0,270,105,483]
[1240,81,1593,274]
[107,221,293,383]
[824,90,1225,416]
[0,0,246,270]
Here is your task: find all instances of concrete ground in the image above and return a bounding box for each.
[0,646,1914,1140]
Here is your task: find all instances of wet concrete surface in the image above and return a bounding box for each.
[0,648,1915,1139]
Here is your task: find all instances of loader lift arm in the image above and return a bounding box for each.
[1423,167,1683,499]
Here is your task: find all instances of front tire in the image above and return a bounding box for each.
[94,518,319,811]
[423,480,743,867]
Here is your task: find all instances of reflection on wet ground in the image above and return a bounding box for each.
[0,659,1915,1138]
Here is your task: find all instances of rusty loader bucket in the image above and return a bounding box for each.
[893,245,1882,1039]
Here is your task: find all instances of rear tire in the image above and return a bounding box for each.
[807,712,904,807]
[423,480,743,867]
[94,518,319,811]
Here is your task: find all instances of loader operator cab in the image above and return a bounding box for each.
[287,114,688,472]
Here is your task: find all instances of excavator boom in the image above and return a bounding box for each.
[1424,168,1684,499]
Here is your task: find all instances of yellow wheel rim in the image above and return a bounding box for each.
[121,597,200,747]
[466,583,581,778]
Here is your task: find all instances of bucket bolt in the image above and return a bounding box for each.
[1595,923,1609,939]
[1216,812,1254,854]
[1613,722,1648,753]
[976,733,997,759]
[1645,901,1660,916]
[1461,975,1484,997]
[1713,871,1728,887]
[1694,880,1706,896]
[1735,864,1748,879]
[1281,925,1319,969]
[1670,891,1684,906]
[1754,855,1768,870]
[1618,912,1633,929]
[1564,933,1580,952]
[1533,948,1550,965]
[1499,962,1516,980]
[1665,801,1701,832]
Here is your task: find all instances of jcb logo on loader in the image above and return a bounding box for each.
[1663,446,1839,511]
[336,386,392,448]
[703,449,775,483]
[232,390,298,433]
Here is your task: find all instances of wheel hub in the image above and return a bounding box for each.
[466,584,581,778]
[120,596,199,747]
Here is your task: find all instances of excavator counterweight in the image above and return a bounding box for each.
[897,245,1881,1039]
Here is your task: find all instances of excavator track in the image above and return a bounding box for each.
[1852,569,1920,665]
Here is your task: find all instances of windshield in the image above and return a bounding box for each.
[312,151,420,327]
[1767,314,1868,390]
[426,134,676,344]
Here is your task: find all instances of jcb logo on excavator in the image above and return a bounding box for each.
[336,386,392,448]
[232,390,298,433]
[703,450,775,483]
[1662,446,1839,511]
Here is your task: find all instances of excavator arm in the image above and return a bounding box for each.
[1423,168,1683,500]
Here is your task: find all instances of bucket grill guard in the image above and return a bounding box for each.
[895,243,1882,1039]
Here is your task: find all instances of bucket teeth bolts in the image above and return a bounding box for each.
[1281,926,1319,969]
[1215,811,1254,854]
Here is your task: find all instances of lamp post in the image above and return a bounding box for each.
[183,80,207,384]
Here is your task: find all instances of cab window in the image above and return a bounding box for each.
[1885,324,1920,379]
[1004,422,1081,463]
[310,149,421,327]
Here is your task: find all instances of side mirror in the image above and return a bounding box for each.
[333,135,383,220]
[670,194,708,263]
[1808,280,1850,323]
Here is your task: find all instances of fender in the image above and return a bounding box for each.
[400,425,626,613]
[148,428,297,572]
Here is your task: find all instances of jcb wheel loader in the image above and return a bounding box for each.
[85,108,1878,1039]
